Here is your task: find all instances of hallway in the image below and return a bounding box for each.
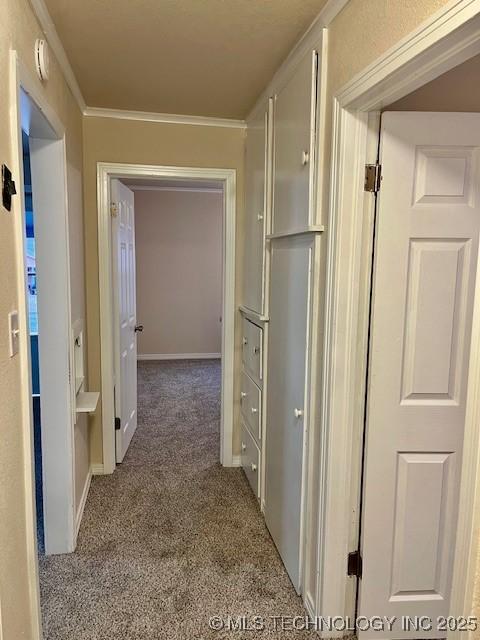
[39,360,312,639]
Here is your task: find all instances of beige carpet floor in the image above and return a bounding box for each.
[39,360,317,639]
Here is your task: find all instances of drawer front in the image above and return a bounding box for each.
[240,370,262,442]
[240,422,260,499]
[242,318,263,383]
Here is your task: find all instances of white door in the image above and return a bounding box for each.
[111,179,138,463]
[264,235,313,593]
[359,112,480,638]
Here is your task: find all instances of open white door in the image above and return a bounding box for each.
[111,179,138,463]
[359,112,480,638]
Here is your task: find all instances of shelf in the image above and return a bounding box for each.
[76,391,100,414]
[239,306,269,323]
[266,225,325,240]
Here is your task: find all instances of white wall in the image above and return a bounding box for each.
[135,189,223,358]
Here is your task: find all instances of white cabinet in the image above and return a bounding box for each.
[241,317,263,384]
[242,99,272,316]
[272,51,319,234]
[264,234,318,593]
[240,421,261,498]
[240,370,262,442]
[240,32,326,610]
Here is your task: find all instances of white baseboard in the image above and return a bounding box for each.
[91,463,106,475]
[231,455,242,467]
[75,468,92,538]
[138,353,221,361]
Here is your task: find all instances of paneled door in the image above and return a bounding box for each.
[264,235,313,593]
[359,113,480,637]
[111,179,138,463]
[243,100,270,315]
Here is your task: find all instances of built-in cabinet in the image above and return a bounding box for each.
[242,99,272,317]
[272,51,319,234]
[240,316,264,499]
[240,33,326,614]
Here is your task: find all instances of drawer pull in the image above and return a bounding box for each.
[257,212,264,222]
[294,408,304,418]
[301,150,310,166]
[240,391,247,400]
[253,346,260,354]
[242,337,248,346]
[241,442,247,451]
[251,407,258,414]
[251,462,257,472]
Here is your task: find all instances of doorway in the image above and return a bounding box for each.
[97,164,236,473]
[109,176,224,463]
[16,81,76,557]
[317,7,480,637]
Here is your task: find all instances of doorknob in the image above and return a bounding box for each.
[134,324,144,333]
[294,408,303,418]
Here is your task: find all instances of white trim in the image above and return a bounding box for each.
[337,0,480,110]
[137,353,221,361]
[9,51,43,640]
[319,1,480,636]
[91,463,105,476]
[84,106,246,129]
[98,163,237,473]
[29,0,86,112]
[231,455,242,468]
[129,185,223,194]
[247,0,348,121]
[75,469,92,539]
[10,49,77,639]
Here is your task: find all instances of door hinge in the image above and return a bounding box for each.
[364,164,382,193]
[110,202,119,217]
[347,550,363,578]
[115,416,121,430]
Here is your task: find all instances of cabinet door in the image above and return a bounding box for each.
[272,51,318,234]
[243,102,269,315]
[264,235,313,593]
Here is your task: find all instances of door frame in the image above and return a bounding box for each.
[10,50,76,637]
[317,0,480,635]
[97,163,236,473]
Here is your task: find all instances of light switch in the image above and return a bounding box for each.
[8,311,19,357]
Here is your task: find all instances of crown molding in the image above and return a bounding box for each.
[83,106,247,129]
[29,0,86,112]
[246,0,349,121]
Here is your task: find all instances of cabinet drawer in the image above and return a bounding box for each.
[241,422,260,499]
[242,318,263,383]
[240,370,262,442]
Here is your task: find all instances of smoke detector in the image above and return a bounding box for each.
[35,39,49,81]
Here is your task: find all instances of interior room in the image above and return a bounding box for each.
[3,2,480,640]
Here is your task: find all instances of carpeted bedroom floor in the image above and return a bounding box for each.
[39,359,317,639]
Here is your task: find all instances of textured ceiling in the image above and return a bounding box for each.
[44,0,328,119]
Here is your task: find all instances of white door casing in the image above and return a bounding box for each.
[359,112,480,638]
[111,179,138,463]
